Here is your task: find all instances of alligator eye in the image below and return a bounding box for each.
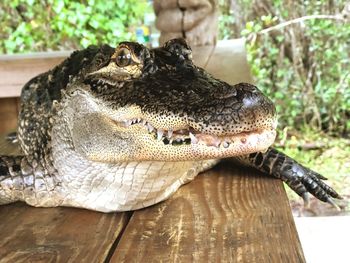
[115,47,132,67]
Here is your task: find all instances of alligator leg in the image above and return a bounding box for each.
[238,147,342,208]
[0,155,61,206]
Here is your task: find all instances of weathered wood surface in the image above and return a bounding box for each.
[111,163,305,262]
[0,203,130,262]
[0,51,71,98]
[0,97,20,134]
[0,39,305,262]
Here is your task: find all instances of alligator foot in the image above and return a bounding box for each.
[245,147,342,208]
[0,155,61,207]
[0,155,24,204]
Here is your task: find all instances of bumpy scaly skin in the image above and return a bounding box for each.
[241,148,341,206]
[0,38,341,212]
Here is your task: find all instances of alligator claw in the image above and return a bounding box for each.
[294,166,342,208]
[247,148,342,207]
[326,197,341,211]
[301,192,310,208]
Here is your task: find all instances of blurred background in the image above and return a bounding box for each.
[0,0,349,214]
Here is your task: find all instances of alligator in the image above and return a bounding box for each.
[0,38,341,212]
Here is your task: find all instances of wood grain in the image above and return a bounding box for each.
[0,51,70,98]
[110,162,305,262]
[0,98,19,134]
[0,203,130,263]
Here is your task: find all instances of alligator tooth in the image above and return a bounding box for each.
[147,123,154,133]
[222,141,230,148]
[213,140,221,148]
[169,138,174,144]
[167,129,173,138]
[260,148,268,153]
[157,130,164,141]
[175,138,183,143]
[137,118,141,123]
[189,132,198,144]
[127,120,133,126]
[142,120,147,125]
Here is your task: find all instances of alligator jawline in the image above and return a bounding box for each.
[116,118,272,149]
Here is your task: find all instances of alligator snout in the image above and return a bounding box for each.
[185,81,277,136]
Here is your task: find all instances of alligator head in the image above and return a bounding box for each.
[57,38,277,163]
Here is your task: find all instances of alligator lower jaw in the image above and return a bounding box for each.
[117,117,276,150]
[189,128,276,159]
[135,128,276,161]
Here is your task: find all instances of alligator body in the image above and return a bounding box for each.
[0,39,341,212]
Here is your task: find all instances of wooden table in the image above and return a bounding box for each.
[0,39,305,262]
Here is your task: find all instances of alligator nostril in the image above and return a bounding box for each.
[242,96,260,108]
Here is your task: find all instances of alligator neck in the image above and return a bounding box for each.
[51,133,211,211]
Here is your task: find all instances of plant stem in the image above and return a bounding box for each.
[259,14,344,35]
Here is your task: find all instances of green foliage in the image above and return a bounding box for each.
[218,0,350,137]
[306,19,350,134]
[218,12,236,40]
[241,9,350,136]
[0,0,147,53]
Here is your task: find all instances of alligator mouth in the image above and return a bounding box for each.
[117,117,275,149]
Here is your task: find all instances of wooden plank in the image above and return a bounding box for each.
[0,51,70,98]
[0,203,131,262]
[110,163,305,262]
[0,98,19,134]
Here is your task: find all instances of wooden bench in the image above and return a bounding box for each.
[0,39,305,262]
